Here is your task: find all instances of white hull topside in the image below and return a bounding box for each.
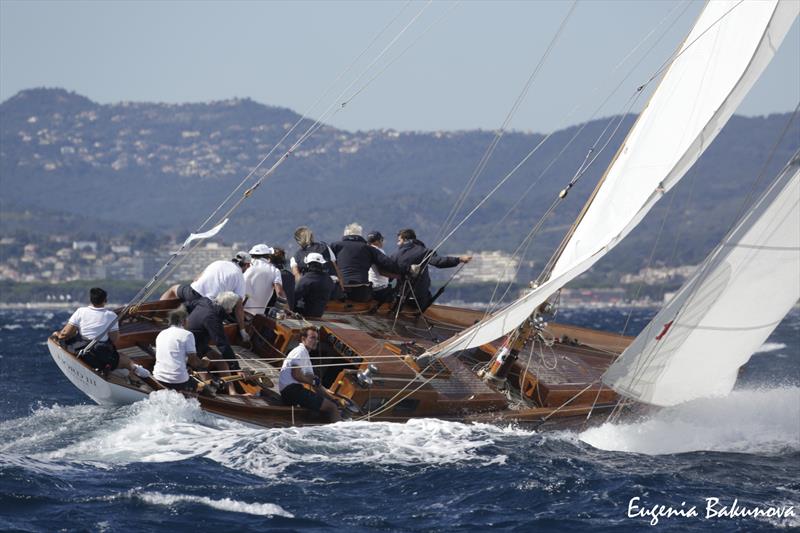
[47,339,146,406]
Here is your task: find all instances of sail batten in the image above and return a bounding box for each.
[602,151,800,406]
[421,0,798,360]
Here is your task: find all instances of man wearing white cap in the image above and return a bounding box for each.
[244,244,286,316]
[295,252,335,318]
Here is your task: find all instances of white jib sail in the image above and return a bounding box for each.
[423,0,798,359]
[603,151,800,406]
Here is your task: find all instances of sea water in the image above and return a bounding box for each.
[0,308,797,532]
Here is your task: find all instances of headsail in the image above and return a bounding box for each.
[423,0,799,359]
[602,150,800,406]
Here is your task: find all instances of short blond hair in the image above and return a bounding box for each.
[344,222,362,237]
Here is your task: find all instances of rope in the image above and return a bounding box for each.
[428,0,691,262]
[195,1,416,233]
[434,0,579,246]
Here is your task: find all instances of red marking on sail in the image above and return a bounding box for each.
[655,320,674,341]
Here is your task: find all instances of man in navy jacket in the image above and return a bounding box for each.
[391,228,471,310]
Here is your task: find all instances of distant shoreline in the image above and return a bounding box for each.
[2,301,796,311]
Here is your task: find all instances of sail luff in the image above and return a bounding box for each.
[422,0,798,360]
[543,3,709,281]
[602,150,800,406]
[549,0,798,280]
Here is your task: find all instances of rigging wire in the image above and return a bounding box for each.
[195,1,415,233]
[122,1,439,312]
[427,0,692,262]
[488,0,692,236]
[416,0,747,366]
[434,0,579,246]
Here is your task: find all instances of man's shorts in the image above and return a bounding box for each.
[78,341,120,371]
[280,383,324,411]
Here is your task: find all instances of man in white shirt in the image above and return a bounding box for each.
[160,251,252,342]
[153,306,218,391]
[278,327,340,422]
[244,244,286,316]
[54,287,150,378]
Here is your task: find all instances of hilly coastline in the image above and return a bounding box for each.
[1,88,798,295]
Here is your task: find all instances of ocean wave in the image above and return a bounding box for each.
[578,386,800,455]
[134,491,293,517]
[754,342,787,354]
[3,391,535,478]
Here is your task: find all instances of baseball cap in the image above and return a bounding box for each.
[304,252,326,264]
[248,243,274,256]
[233,251,252,264]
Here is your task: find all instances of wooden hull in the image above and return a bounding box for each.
[48,299,632,429]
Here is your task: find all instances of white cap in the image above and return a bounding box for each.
[304,252,326,264]
[233,251,252,264]
[249,243,274,256]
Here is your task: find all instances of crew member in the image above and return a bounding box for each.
[289,226,345,295]
[391,228,471,310]
[153,306,221,391]
[278,327,341,422]
[295,253,335,318]
[330,223,400,302]
[267,247,296,311]
[53,287,151,378]
[244,244,286,316]
[366,231,395,304]
[185,291,239,376]
[160,252,251,342]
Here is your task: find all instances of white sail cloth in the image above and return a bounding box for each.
[603,151,800,406]
[423,0,798,359]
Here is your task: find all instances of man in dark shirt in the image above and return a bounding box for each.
[267,248,296,312]
[391,228,471,310]
[295,253,335,318]
[185,291,239,373]
[330,222,400,302]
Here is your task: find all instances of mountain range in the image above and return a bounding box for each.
[1,88,797,279]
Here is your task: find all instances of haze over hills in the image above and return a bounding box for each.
[1,88,798,278]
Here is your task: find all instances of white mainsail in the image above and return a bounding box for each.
[603,151,800,406]
[423,0,798,359]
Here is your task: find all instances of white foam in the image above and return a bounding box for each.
[135,491,293,517]
[580,387,800,455]
[2,324,22,330]
[754,342,788,354]
[7,391,535,478]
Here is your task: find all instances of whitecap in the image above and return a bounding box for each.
[754,342,787,354]
[6,391,536,478]
[135,491,293,517]
[579,386,800,455]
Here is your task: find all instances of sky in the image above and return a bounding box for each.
[1,0,798,133]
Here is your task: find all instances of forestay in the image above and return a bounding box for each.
[422,0,798,359]
[603,150,800,406]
